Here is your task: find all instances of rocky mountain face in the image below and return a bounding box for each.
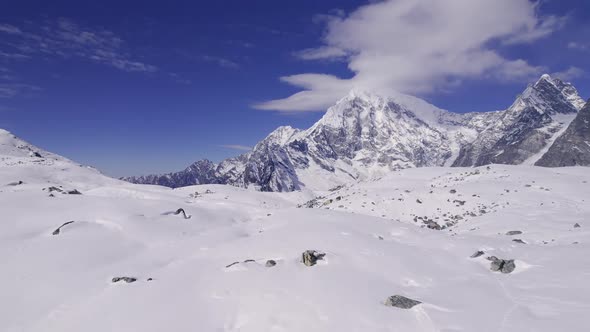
[123,74,587,192]
[535,100,590,166]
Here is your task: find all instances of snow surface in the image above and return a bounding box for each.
[2,129,590,331]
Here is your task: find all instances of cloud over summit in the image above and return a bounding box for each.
[256,0,566,112]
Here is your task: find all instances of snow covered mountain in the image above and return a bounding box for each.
[124,74,587,192]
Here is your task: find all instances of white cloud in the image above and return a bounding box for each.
[551,66,585,81]
[220,144,252,151]
[256,0,565,112]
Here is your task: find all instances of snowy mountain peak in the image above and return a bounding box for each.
[260,125,301,147]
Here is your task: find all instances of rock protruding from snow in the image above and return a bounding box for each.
[52,221,75,235]
[384,295,422,309]
[506,230,523,236]
[302,250,325,266]
[112,277,137,283]
[487,256,516,274]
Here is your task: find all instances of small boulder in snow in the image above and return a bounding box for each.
[506,230,522,236]
[470,250,485,258]
[487,256,516,274]
[574,223,581,228]
[302,250,325,266]
[112,277,137,283]
[384,295,422,309]
[52,221,75,235]
[265,260,277,267]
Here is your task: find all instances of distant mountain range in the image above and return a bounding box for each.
[123,74,589,192]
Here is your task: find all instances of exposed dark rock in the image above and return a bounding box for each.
[302,250,325,266]
[536,100,590,166]
[112,277,137,283]
[225,261,240,268]
[265,260,277,267]
[6,180,24,186]
[470,250,485,258]
[384,295,422,309]
[243,259,256,263]
[512,239,527,244]
[506,230,523,236]
[173,208,191,219]
[52,221,75,235]
[574,223,581,228]
[67,189,82,195]
[487,256,516,273]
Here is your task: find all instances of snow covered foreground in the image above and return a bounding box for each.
[2,147,590,331]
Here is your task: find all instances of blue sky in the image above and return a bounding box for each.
[1,0,589,176]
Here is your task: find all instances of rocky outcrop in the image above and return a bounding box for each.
[535,100,590,167]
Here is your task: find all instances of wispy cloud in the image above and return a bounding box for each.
[568,41,589,51]
[551,66,585,81]
[256,0,566,112]
[220,144,252,151]
[198,55,239,69]
[0,83,42,98]
[0,18,158,73]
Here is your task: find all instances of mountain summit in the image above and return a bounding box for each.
[124,74,587,191]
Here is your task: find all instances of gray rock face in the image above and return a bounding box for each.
[302,250,325,266]
[536,100,590,167]
[265,260,277,267]
[487,256,516,273]
[574,223,581,228]
[384,295,422,309]
[506,230,523,236]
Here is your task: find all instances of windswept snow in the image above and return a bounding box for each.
[1,130,589,331]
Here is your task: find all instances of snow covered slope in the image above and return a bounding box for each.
[1,130,590,331]
[125,74,586,192]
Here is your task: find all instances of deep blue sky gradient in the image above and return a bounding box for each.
[1,0,589,176]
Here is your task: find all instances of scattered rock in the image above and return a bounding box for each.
[243,259,256,263]
[265,260,277,267]
[225,261,240,268]
[416,199,423,204]
[512,239,526,244]
[470,250,485,258]
[302,250,325,266]
[574,223,581,228]
[384,295,422,309]
[147,278,153,281]
[487,256,516,274]
[52,221,75,235]
[6,180,24,186]
[112,277,137,283]
[449,189,457,194]
[173,208,191,219]
[505,230,522,236]
[67,189,82,195]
